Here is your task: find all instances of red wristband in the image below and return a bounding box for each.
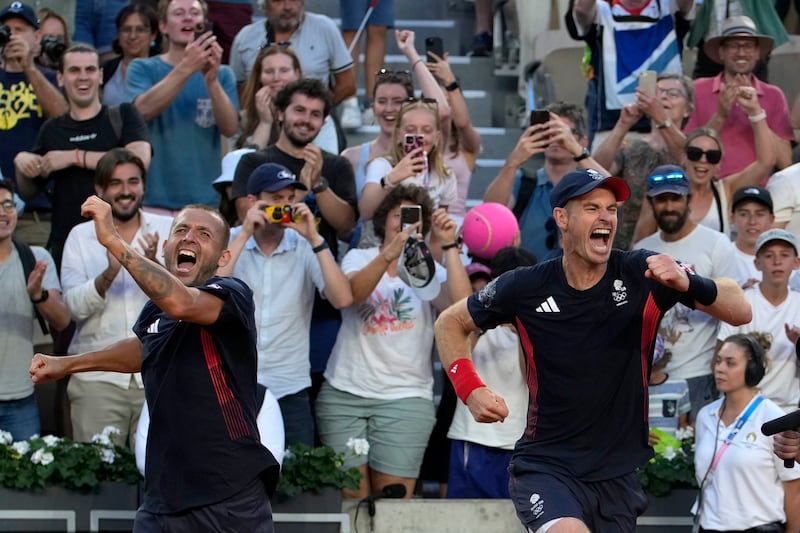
[447,358,486,404]
[75,148,82,168]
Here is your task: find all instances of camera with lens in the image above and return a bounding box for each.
[40,35,67,65]
[0,25,11,47]
[263,205,301,224]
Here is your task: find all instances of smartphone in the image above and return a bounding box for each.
[529,109,550,126]
[404,134,424,155]
[400,205,422,233]
[638,70,657,95]
[194,21,214,42]
[425,36,444,62]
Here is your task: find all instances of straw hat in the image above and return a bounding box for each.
[703,15,774,63]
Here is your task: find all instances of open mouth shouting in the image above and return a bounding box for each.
[176,248,197,274]
[589,227,612,252]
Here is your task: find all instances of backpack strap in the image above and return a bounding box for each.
[12,238,48,334]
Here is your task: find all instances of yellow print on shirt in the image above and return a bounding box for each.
[359,287,415,335]
[0,80,44,130]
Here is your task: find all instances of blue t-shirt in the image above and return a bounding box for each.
[513,167,560,263]
[133,276,278,513]
[125,57,239,209]
[467,249,693,481]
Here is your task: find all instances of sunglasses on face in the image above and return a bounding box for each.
[685,146,722,164]
[376,68,411,82]
[647,172,686,188]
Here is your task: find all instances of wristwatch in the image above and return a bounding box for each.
[311,177,329,194]
[444,80,460,92]
[656,118,673,130]
[30,290,49,304]
[573,148,590,162]
[380,176,395,189]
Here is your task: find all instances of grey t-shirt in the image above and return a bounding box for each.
[0,246,61,400]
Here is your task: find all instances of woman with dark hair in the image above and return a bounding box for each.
[316,185,470,499]
[693,332,800,532]
[101,3,159,106]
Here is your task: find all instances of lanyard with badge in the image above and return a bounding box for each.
[692,394,764,533]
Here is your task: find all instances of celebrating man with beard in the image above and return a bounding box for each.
[58,148,173,445]
[635,165,749,421]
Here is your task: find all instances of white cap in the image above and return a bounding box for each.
[397,238,441,301]
[213,148,256,191]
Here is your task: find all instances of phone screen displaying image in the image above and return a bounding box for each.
[400,205,422,232]
[404,134,424,155]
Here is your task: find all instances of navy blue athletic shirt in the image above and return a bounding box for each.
[133,276,279,513]
[467,249,695,482]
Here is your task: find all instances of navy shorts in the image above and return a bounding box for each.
[508,466,647,532]
[133,477,274,533]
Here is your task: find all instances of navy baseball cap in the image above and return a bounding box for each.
[550,168,630,209]
[246,163,307,195]
[0,2,38,29]
[731,185,773,214]
[646,165,690,197]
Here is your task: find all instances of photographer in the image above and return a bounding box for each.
[217,162,353,448]
[0,2,67,245]
[34,8,68,70]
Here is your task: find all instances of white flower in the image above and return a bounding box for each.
[345,437,370,456]
[99,448,116,464]
[662,446,677,460]
[92,433,112,447]
[30,448,54,466]
[0,430,12,445]
[41,435,61,447]
[101,426,121,438]
[283,448,295,461]
[675,426,694,441]
[11,441,30,456]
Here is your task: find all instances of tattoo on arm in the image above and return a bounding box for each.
[118,250,174,300]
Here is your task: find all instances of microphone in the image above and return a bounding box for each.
[367,483,406,516]
[761,409,800,468]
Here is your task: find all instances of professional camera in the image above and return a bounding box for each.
[264,205,301,224]
[40,35,67,65]
[0,25,11,47]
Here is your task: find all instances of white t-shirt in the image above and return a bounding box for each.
[694,395,800,530]
[767,163,800,237]
[635,225,749,379]
[732,246,760,285]
[718,285,800,412]
[365,156,458,210]
[324,247,445,400]
[447,326,527,450]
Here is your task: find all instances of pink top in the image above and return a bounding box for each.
[445,150,472,218]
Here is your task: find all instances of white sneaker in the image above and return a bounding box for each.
[340,97,362,130]
[362,107,375,126]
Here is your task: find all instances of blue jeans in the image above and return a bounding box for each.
[0,394,40,441]
[278,389,314,447]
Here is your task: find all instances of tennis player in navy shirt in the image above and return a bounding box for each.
[435,168,751,532]
[30,198,279,532]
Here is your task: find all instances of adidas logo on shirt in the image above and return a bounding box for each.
[535,296,560,313]
[146,318,160,334]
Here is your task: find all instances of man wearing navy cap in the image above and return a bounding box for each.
[0,1,66,244]
[436,167,750,532]
[217,162,352,447]
[636,165,750,423]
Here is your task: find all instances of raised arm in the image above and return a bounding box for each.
[571,0,598,32]
[30,337,143,384]
[483,126,545,206]
[395,29,452,125]
[724,86,775,193]
[427,52,482,155]
[644,254,752,326]
[81,195,229,325]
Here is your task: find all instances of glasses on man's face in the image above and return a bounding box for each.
[647,172,686,188]
[0,199,16,213]
[685,146,722,164]
[545,217,558,250]
[656,87,685,99]
[723,40,757,53]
